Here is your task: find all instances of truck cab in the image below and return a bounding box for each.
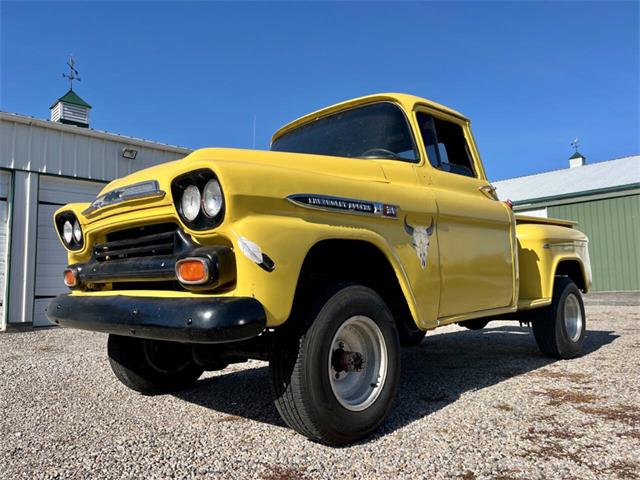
[48,93,591,445]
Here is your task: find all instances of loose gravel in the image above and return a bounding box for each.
[1,298,639,479]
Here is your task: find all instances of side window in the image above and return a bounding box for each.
[416,112,476,178]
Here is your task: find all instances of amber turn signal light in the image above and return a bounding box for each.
[176,258,209,285]
[63,269,77,287]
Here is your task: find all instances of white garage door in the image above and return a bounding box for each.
[0,171,10,326]
[34,176,105,326]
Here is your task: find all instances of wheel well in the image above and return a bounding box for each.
[293,239,414,329]
[555,260,586,292]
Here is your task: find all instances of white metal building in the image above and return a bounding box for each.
[0,106,191,330]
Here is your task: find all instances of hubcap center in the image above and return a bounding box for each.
[332,348,365,373]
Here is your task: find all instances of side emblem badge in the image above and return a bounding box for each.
[403,216,435,269]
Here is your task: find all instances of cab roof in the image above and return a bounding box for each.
[271,93,469,144]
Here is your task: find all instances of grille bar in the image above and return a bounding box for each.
[94,231,175,251]
[94,223,178,262]
[95,242,174,261]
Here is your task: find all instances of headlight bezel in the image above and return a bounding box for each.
[171,169,225,230]
[55,211,84,250]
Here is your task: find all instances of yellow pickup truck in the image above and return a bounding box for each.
[48,93,591,445]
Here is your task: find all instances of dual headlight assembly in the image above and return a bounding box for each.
[171,169,225,230]
[55,212,84,250]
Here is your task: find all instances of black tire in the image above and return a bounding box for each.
[107,335,203,395]
[532,277,586,359]
[397,316,427,346]
[459,319,489,330]
[270,285,400,445]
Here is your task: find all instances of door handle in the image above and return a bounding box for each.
[479,184,498,200]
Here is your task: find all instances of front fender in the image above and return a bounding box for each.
[224,214,421,328]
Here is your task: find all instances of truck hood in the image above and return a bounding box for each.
[84,147,389,222]
[103,148,388,192]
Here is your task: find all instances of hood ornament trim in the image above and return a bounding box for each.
[83,180,165,215]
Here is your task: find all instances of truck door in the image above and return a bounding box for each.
[414,110,515,319]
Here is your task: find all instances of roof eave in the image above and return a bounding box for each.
[512,183,640,206]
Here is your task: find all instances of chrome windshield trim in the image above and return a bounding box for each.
[287,193,398,219]
[83,180,165,215]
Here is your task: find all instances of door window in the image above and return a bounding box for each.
[416,112,477,178]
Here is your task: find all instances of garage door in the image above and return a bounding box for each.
[0,171,10,326]
[34,176,105,326]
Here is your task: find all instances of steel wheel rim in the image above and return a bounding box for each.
[564,293,583,342]
[328,315,388,412]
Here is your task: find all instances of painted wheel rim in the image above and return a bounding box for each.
[328,315,388,412]
[564,293,583,342]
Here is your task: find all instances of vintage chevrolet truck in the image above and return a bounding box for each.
[48,93,591,445]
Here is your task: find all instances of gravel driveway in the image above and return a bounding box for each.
[1,299,638,479]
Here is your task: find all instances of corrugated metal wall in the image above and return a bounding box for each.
[549,194,640,292]
[0,113,191,182]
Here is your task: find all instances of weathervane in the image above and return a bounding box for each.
[62,55,81,91]
[571,137,580,153]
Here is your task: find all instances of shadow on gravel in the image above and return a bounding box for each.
[173,325,618,439]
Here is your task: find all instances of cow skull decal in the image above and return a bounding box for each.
[404,216,435,269]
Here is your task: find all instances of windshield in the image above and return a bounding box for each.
[271,102,418,162]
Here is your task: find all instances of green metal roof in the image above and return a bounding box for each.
[50,89,91,109]
[569,151,585,160]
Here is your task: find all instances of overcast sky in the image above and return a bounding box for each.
[2,1,638,180]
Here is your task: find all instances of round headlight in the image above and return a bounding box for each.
[181,185,201,222]
[202,179,223,217]
[63,220,73,244]
[73,220,82,243]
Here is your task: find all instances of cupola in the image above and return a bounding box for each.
[50,89,91,128]
[569,138,586,168]
[50,55,91,128]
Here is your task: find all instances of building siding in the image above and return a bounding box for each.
[548,194,640,292]
[0,113,191,182]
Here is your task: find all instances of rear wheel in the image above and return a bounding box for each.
[532,277,586,359]
[107,335,203,395]
[270,285,400,445]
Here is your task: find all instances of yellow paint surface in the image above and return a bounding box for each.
[55,93,591,330]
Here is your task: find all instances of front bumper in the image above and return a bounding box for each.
[47,294,267,344]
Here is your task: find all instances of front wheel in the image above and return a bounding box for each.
[532,277,586,359]
[107,335,203,395]
[270,285,400,445]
